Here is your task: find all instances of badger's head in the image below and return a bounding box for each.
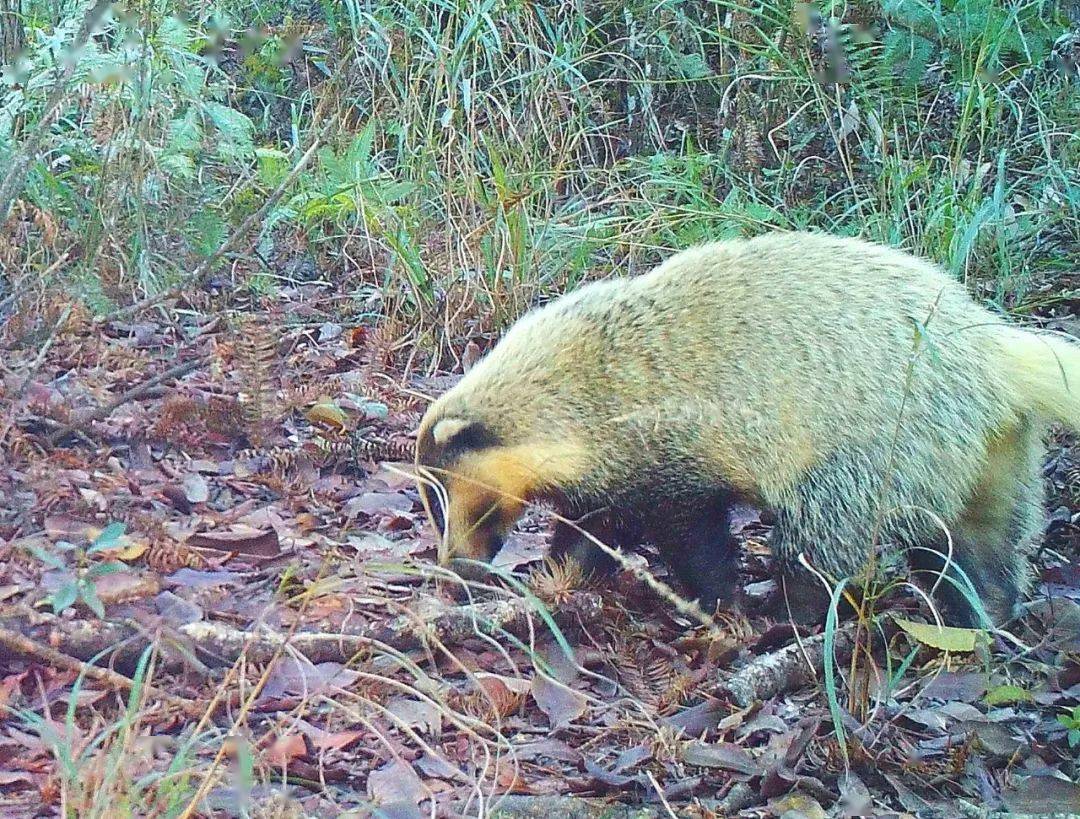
[415,406,587,570]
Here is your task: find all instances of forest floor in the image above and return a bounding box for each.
[0,277,1078,818]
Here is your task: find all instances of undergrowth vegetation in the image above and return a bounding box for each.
[2,0,1076,361]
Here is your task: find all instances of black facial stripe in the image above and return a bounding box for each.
[440,421,502,460]
[416,420,503,548]
[418,420,502,474]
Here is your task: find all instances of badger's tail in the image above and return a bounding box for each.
[997,326,1080,429]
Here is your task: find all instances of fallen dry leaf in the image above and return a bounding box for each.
[386,696,443,735]
[1002,775,1080,813]
[531,674,587,730]
[367,759,426,807]
[920,671,988,702]
[309,729,364,753]
[259,656,359,700]
[346,492,413,518]
[681,741,761,776]
[305,400,349,432]
[186,527,280,557]
[475,672,532,695]
[115,538,150,561]
[182,472,209,504]
[415,752,461,780]
[93,570,161,605]
[0,770,37,788]
[768,792,827,819]
[468,674,527,720]
[43,516,95,541]
[264,733,309,767]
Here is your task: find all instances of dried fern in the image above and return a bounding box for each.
[609,635,678,710]
[152,395,247,447]
[349,426,414,463]
[230,312,280,444]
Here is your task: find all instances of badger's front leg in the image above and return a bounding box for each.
[548,511,641,577]
[548,494,742,611]
[647,492,741,613]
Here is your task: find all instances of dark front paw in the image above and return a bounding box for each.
[682,575,740,615]
[751,571,837,625]
[549,520,622,578]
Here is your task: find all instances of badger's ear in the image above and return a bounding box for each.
[432,417,501,453]
[432,417,472,445]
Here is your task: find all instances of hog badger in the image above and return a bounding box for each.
[415,232,1080,626]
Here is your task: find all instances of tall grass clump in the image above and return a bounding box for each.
[1,0,1075,354]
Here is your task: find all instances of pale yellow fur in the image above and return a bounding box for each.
[417,232,1080,623]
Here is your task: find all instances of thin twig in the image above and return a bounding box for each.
[646,770,680,819]
[14,306,71,399]
[99,130,329,324]
[46,354,206,446]
[0,624,205,718]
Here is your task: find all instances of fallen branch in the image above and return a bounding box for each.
[722,623,858,708]
[18,591,605,671]
[0,624,205,718]
[46,355,206,446]
[485,795,662,818]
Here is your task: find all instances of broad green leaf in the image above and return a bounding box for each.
[158,16,194,51]
[79,582,106,618]
[676,52,711,80]
[50,582,79,614]
[985,684,1034,706]
[168,109,203,154]
[204,103,254,150]
[86,561,127,578]
[158,153,196,180]
[28,544,67,570]
[894,616,985,652]
[188,210,227,258]
[89,522,126,553]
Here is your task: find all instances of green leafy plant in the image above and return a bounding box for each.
[27,522,128,618]
[13,645,203,816]
[880,0,1062,88]
[1059,706,1080,748]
